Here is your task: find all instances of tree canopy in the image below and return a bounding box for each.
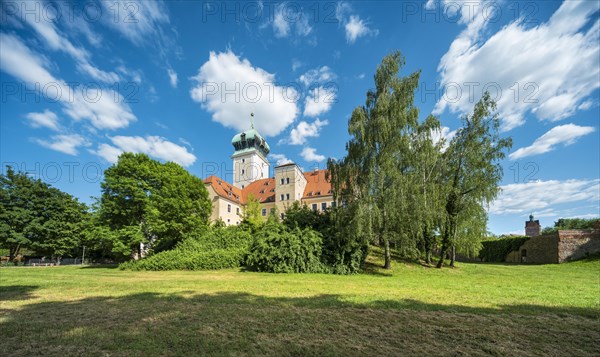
[99,153,212,259]
[0,167,88,261]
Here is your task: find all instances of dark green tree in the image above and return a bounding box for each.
[0,167,88,261]
[99,153,211,259]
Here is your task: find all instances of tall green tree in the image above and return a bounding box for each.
[0,167,88,261]
[99,153,211,259]
[436,93,512,268]
[329,51,422,269]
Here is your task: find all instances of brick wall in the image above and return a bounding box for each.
[516,234,559,264]
[557,230,600,263]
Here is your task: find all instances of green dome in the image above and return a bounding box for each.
[231,128,270,157]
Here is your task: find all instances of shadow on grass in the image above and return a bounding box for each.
[0,285,39,301]
[1,290,598,356]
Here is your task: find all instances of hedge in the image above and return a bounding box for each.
[478,236,530,262]
[120,226,252,271]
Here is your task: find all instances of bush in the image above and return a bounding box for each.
[479,236,530,262]
[245,221,327,273]
[120,226,251,271]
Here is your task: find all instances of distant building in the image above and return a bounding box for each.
[525,214,541,237]
[203,116,334,225]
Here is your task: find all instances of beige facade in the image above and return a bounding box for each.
[205,184,243,225]
[203,125,333,226]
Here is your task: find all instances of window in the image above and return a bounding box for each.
[321,202,327,211]
[286,177,290,184]
[227,219,230,223]
[312,204,317,211]
[286,193,290,200]
[280,213,285,219]
[270,208,276,214]
[280,194,284,201]
[227,204,231,213]
[241,185,244,189]
[331,201,336,208]
[236,207,240,215]
[242,169,245,175]
[280,178,284,185]
[242,158,245,163]
[262,208,267,216]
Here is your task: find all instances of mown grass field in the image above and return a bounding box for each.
[1,252,599,356]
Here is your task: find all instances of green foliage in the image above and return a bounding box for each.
[245,221,327,273]
[541,217,599,235]
[121,226,251,271]
[240,194,263,231]
[0,167,88,260]
[99,153,212,258]
[436,92,512,267]
[478,236,530,262]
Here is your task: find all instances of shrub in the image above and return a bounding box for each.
[479,236,530,262]
[245,221,327,273]
[120,226,252,271]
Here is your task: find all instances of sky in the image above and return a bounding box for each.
[0,0,598,235]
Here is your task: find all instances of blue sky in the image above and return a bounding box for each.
[1,0,598,235]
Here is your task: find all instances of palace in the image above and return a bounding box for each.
[203,117,334,225]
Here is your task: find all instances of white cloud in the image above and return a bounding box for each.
[269,153,293,166]
[336,3,378,44]
[345,15,376,43]
[298,66,336,87]
[0,33,136,130]
[167,68,178,88]
[190,50,298,137]
[272,3,312,38]
[289,119,329,145]
[292,59,304,72]
[300,147,326,162]
[434,1,600,131]
[303,87,337,117]
[510,124,595,160]
[431,126,457,150]
[25,110,60,131]
[12,1,119,83]
[489,179,600,215]
[96,136,197,167]
[99,0,170,46]
[35,134,88,155]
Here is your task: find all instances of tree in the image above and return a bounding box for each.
[0,167,88,261]
[329,51,424,269]
[99,153,211,259]
[541,217,600,235]
[240,194,263,231]
[436,93,512,268]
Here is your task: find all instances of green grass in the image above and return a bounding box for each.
[1,252,599,356]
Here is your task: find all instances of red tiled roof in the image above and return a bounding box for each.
[203,176,243,204]
[204,169,332,204]
[302,170,332,198]
[242,177,276,203]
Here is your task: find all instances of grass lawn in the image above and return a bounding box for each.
[1,252,599,356]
